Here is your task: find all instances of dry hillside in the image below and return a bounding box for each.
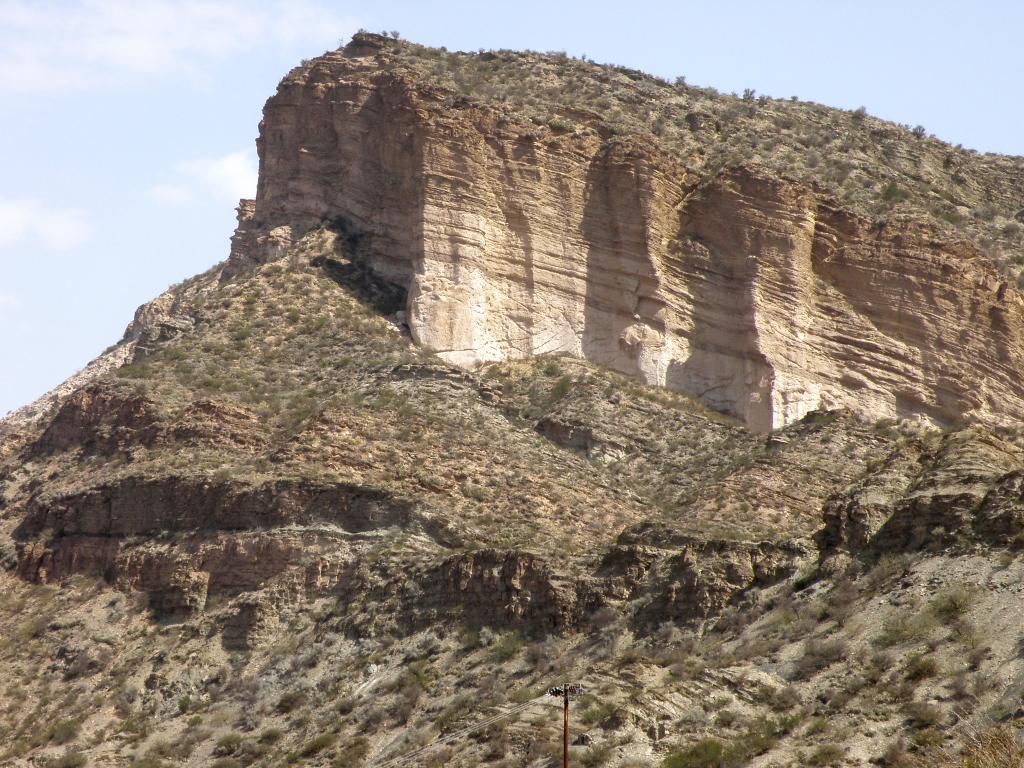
[2,32,1024,768]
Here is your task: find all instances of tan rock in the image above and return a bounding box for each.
[234,48,1024,432]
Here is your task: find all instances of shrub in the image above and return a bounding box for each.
[663,716,800,767]
[879,738,911,767]
[259,728,283,744]
[213,734,243,756]
[581,701,621,728]
[876,611,936,647]
[50,753,87,768]
[908,726,1024,767]
[904,654,939,681]
[929,586,973,622]
[488,632,525,662]
[580,744,614,767]
[333,736,370,766]
[903,701,943,728]
[276,690,305,713]
[662,739,725,768]
[792,638,848,679]
[881,183,910,203]
[551,375,572,399]
[299,732,336,757]
[764,684,800,711]
[806,744,845,766]
[50,720,81,745]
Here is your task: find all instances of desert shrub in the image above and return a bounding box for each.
[865,554,912,591]
[129,758,168,768]
[881,183,909,203]
[792,638,848,679]
[950,617,981,647]
[333,736,370,766]
[823,577,858,624]
[879,738,912,767]
[551,375,572,399]
[904,654,939,681]
[49,753,87,768]
[903,701,943,728]
[580,744,614,767]
[876,610,936,647]
[663,715,800,767]
[806,744,845,766]
[213,734,243,756]
[762,684,800,711]
[436,694,474,732]
[50,720,81,745]
[488,632,525,662]
[929,586,973,622]
[662,739,725,768]
[276,690,305,713]
[259,728,283,744]
[908,726,1024,767]
[967,645,991,670]
[589,606,619,629]
[713,709,738,728]
[299,732,336,757]
[581,701,620,728]
[336,696,356,715]
[910,728,943,750]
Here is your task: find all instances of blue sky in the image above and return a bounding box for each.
[2,0,1022,416]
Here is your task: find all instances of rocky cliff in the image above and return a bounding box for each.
[3,32,1024,768]
[224,33,1024,431]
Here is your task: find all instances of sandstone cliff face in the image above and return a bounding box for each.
[223,36,1024,431]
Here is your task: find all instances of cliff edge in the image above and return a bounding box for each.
[221,33,1024,431]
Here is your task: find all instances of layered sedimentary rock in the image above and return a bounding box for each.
[227,35,1024,431]
[820,427,1024,558]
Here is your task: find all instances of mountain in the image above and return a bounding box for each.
[2,32,1024,768]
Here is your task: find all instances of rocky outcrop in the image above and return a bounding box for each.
[17,475,417,542]
[166,399,270,451]
[603,523,806,625]
[223,35,1024,432]
[30,384,160,457]
[821,428,1024,557]
[12,474,422,619]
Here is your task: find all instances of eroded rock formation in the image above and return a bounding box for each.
[222,35,1024,431]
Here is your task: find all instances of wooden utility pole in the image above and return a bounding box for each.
[562,683,569,768]
[547,683,583,768]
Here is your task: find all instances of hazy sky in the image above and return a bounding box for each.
[2,0,1022,416]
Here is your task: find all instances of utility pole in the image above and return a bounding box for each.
[562,684,568,768]
[547,683,583,768]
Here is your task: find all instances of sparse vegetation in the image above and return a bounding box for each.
[3,31,1024,768]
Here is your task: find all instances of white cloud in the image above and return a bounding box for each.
[0,292,17,310]
[148,183,193,205]
[149,149,258,206]
[0,0,356,92]
[0,199,90,251]
[180,151,258,201]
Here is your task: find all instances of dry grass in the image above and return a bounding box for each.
[911,726,1024,767]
